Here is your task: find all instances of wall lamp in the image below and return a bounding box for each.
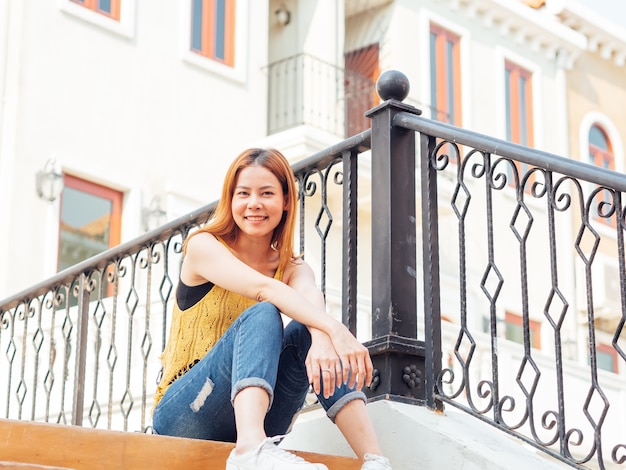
[275,4,291,26]
[142,195,167,232]
[36,157,64,202]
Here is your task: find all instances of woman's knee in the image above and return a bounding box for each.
[241,302,282,328]
[236,302,284,347]
[283,319,311,351]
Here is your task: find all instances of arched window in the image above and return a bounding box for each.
[589,125,615,170]
[588,124,616,227]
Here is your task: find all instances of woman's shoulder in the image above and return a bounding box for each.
[186,231,222,253]
[282,255,313,284]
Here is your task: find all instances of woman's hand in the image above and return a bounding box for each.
[305,330,343,398]
[306,326,373,398]
[327,322,373,392]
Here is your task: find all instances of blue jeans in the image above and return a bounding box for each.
[152,302,366,442]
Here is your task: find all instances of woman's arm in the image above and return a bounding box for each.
[285,260,371,396]
[183,232,372,390]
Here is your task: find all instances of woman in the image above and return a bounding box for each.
[152,148,392,470]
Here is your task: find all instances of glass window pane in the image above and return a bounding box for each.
[215,0,226,60]
[596,349,615,373]
[446,40,454,123]
[59,187,112,271]
[429,32,437,120]
[191,0,203,51]
[98,0,112,14]
[506,323,524,344]
[589,125,608,150]
[505,68,512,140]
[519,76,527,145]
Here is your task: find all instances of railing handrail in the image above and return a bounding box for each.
[0,130,372,312]
[395,111,626,191]
[0,129,372,310]
[2,69,625,469]
[0,201,216,311]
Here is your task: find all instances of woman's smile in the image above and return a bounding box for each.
[232,165,288,237]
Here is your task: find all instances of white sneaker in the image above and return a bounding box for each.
[226,436,329,470]
[361,453,392,470]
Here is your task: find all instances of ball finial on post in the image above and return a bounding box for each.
[376,70,410,102]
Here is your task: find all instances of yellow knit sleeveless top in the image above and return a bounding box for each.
[153,256,284,408]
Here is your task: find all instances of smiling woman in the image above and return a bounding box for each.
[151,148,392,470]
[231,165,289,249]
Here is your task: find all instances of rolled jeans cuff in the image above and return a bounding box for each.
[231,377,275,410]
[325,390,366,423]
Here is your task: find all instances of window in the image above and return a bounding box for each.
[70,0,120,21]
[191,0,236,67]
[505,60,534,187]
[180,0,246,81]
[505,311,541,349]
[589,125,614,170]
[588,124,616,227]
[592,343,619,373]
[505,60,534,147]
[58,175,123,272]
[59,0,136,37]
[344,44,380,137]
[429,23,462,126]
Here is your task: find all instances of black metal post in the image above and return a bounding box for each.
[363,71,426,404]
[420,132,443,411]
[72,273,89,426]
[342,149,359,335]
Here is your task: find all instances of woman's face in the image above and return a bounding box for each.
[231,165,287,239]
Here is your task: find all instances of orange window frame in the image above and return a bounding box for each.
[70,0,121,21]
[430,23,462,126]
[61,174,123,252]
[192,0,236,67]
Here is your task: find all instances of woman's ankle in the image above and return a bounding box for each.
[235,435,267,455]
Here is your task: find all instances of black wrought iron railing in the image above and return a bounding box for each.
[1,71,625,469]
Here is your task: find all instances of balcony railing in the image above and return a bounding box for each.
[266,53,377,137]
[1,71,625,469]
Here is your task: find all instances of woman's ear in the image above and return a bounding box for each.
[283,195,289,211]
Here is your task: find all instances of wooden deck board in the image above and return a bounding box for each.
[0,419,360,469]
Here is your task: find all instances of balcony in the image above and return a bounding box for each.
[1,71,625,469]
[267,53,377,139]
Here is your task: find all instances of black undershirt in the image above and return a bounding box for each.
[176,279,215,310]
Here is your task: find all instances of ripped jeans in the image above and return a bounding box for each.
[151,302,365,442]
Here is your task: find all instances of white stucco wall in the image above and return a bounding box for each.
[0,0,270,297]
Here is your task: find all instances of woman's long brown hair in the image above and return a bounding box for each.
[184,148,298,274]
